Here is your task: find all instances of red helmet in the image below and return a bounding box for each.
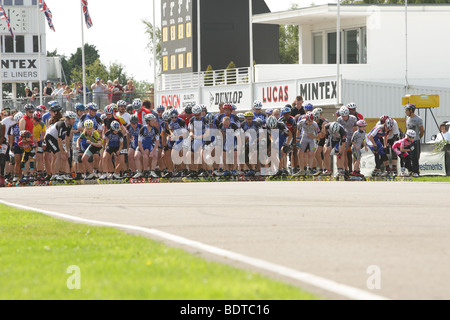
[305,111,314,122]
[33,111,42,122]
[223,103,233,110]
[380,115,389,124]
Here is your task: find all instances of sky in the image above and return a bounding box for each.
[45,1,330,84]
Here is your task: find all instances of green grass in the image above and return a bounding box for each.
[413,176,450,182]
[0,204,320,300]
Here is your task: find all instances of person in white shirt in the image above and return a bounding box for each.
[435,123,450,142]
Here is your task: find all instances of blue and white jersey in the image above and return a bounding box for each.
[127,123,142,149]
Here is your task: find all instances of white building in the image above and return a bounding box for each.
[156,3,450,141]
[0,0,61,106]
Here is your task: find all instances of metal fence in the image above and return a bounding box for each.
[157,67,251,91]
[2,92,154,112]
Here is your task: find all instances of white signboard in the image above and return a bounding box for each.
[1,56,44,81]
[254,80,296,108]
[202,85,251,112]
[158,89,198,111]
[298,77,338,106]
[419,151,446,176]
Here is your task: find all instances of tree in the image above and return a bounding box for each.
[143,19,162,75]
[108,62,130,85]
[279,4,300,64]
[70,58,109,87]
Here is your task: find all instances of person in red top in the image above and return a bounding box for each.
[179,104,193,127]
[133,98,152,125]
[19,104,35,134]
[347,102,363,120]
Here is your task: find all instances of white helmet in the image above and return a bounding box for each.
[253,100,263,110]
[266,115,278,129]
[110,120,120,131]
[192,104,202,115]
[385,118,394,131]
[14,111,24,123]
[347,102,357,110]
[64,111,77,119]
[132,98,142,110]
[339,106,350,117]
[144,113,156,122]
[329,122,341,134]
[406,129,416,138]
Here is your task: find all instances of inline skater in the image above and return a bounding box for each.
[126,114,142,177]
[32,111,46,180]
[100,120,124,180]
[252,100,266,124]
[265,115,292,176]
[337,106,358,175]
[392,129,416,176]
[77,119,102,180]
[319,122,347,177]
[294,111,319,176]
[136,114,160,179]
[43,111,77,181]
[368,118,394,177]
[18,130,36,184]
[351,120,368,177]
[8,112,24,183]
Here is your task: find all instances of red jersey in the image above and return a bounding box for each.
[135,108,151,125]
[22,115,34,134]
[179,113,193,127]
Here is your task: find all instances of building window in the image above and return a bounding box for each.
[3,35,25,53]
[313,33,323,64]
[327,32,338,64]
[326,27,367,64]
[15,0,24,5]
[33,35,40,53]
[15,35,24,53]
[4,36,14,53]
[3,0,13,5]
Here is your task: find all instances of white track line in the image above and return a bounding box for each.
[1,199,388,300]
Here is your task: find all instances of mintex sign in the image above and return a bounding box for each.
[1,56,44,81]
[298,77,337,105]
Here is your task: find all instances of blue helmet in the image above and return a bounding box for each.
[282,106,291,115]
[75,103,85,111]
[304,103,314,111]
[156,105,165,112]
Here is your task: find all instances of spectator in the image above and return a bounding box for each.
[106,80,114,104]
[32,87,40,103]
[435,122,450,142]
[111,79,123,104]
[123,79,135,104]
[290,96,305,120]
[62,84,74,110]
[52,82,64,107]
[91,77,106,108]
[24,87,33,102]
[405,104,424,177]
[44,80,53,97]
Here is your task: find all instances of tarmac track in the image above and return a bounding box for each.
[1,181,450,300]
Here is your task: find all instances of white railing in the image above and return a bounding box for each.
[157,67,251,91]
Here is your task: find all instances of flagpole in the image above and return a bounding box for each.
[152,0,156,106]
[36,2,43,106]
[80,1,87,107]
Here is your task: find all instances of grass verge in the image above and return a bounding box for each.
[0,204,320,300]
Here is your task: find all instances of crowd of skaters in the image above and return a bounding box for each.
[0,94,424,187]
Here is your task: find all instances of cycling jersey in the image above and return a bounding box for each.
[127,123,142,150]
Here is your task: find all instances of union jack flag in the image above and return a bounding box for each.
[0,5,14,38]
[39,0,55,32]
[81,0,93,29]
